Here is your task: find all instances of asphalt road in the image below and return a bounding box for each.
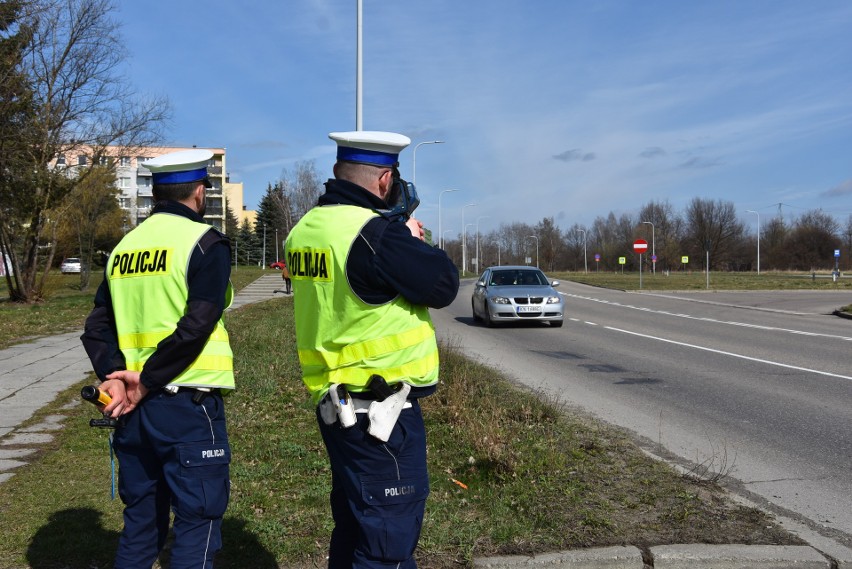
[430,280,852,548]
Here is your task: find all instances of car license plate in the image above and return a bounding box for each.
[517,306,540,313]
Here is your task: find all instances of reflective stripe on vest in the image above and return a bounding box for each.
[285,205,439,404]
[107,213,235,390]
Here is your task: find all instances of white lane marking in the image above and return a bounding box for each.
[563,293,852,342]
[606,326,852,382]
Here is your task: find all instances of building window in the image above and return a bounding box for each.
[138,177,151,188]
[137,195,153,209]
[118,197,131,209]
[119,177,131,189]
[78,155,87,166]
[98,156,109,166]
[56,155,66,166]
[137,156,151,165]
[119,156,131,167]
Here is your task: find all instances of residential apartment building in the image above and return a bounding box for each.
[55,145,237,232]
[224,180,257,228]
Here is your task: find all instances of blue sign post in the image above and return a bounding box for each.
[834,249,841,282]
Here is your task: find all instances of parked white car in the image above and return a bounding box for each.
[60,257,82,274]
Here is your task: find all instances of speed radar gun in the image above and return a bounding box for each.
[81,385,117,428]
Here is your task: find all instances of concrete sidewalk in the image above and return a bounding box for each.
[0,274,287,483]
[1,274,850,568]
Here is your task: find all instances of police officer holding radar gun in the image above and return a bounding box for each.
[285,131,459,569]
[81,149,235,569]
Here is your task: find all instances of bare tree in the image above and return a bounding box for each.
[638,199,683,272]
[52,164,126,289]
[535,217,562,272]
[683,198,745,270]
[844,215,852,271]
[785,210,840,271]
[762,215,788,270]
[0,0,168,302]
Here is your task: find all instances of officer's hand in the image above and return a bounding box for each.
[105,370,149,415]
[405,217,425,241]
[99,378,129,418]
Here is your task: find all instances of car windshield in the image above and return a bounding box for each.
[64,258,80,264]
[489,270,546,286]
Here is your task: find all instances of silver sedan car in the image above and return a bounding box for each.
[471,266,564,327]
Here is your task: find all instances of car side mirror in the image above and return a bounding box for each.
[477,280,486,287]
[551,280,560,287]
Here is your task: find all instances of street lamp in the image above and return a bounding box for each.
[577,229,587,273]
[747,210,760,274]
[641,221,655,274]
[476,216,490,274]
[527,235,539,267]
[262,223,267,268]
[412,140,444,185]
[461,203,476,274]
[438,189,459,249]
[275,229,279,263]
[442,229,453,247]
[464,223,475,274]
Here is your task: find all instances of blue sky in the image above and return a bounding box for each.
[116,1,852,237]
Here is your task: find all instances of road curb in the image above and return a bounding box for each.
[474,544,840,568]
[474,545,643,569]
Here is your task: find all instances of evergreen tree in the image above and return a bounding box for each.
[224,204,240,239]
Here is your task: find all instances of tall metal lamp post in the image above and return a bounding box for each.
[461,203,476,274]
[577,229,587,273]
[438,189,459,249]
[476,216,490,274]
[747,210,760,274]
[641,221,655,274]
[262,223,267,268]
[528,235,539,267]
[412,140,444,185]
[464,223,475,274]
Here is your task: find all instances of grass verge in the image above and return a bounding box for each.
[0,296,801,569]
[552,270,852,292]
[0,266,268,350]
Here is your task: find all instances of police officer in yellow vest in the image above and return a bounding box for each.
[81,149,234,569]
[285,131,459,569]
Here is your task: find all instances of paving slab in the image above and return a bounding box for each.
[651,544,828,568]
[474,546,644,569]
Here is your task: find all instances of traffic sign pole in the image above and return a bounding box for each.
[633,239,648,289]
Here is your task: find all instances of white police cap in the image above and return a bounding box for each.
[329,131,411,167]
[143,149,213,187]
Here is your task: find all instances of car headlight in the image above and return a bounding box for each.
[491,296,510,304]
[546,296,561,304]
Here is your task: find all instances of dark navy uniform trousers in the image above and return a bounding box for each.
[112,389,231,569]
[317,400,430,569]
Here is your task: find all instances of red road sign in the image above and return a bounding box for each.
[633,239,648,253]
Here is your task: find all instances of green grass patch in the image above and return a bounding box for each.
[0,296,802,569]
[552,270,852,292]
[0,265,268,350]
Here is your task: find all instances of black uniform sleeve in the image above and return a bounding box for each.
[81,277,125,381]
[348,217,459,307]
[139,230,231,390]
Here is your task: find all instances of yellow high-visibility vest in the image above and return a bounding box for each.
[285,205,438,404]
[107,213,235,390]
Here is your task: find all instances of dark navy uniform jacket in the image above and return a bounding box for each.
[318,177,460,398]
[81,200,231,391]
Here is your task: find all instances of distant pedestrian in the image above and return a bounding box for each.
[81,149,235,569]
[285,131,459,568]
[282,262,291,294]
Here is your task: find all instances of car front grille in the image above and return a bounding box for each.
[514,297,544,304]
